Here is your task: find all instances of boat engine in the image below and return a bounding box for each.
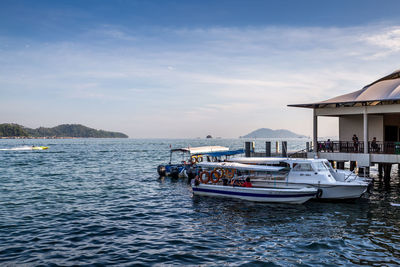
[157,165,166,177]
[186,167,196,182]
[170,167,179,179]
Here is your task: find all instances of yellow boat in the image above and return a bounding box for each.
[32,146,49,150]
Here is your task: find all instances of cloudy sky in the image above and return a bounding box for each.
[1,0,400,138]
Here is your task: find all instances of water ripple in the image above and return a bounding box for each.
[0,138,400,265]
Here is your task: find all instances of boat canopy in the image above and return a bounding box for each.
[228,157,288,165]
[228,157,329,165]
[198,162,285,172]
[170,146,229,155]
[201,149,244,157]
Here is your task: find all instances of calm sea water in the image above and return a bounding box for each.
[1,138,400,266]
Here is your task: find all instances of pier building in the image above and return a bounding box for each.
[289,69,400,183]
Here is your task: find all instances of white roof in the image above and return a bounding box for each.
[228,157,327,165]
[172,146,229,154]
[197,162,285,172]
[289,69,400,108]
[228,157,288,164]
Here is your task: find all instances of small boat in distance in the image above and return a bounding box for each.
[0,145,49,151]
[32,146,49,150]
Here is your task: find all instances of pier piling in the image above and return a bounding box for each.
[265,142,271,157]
[350,161,356,171]
[245,142,251,157]
[282,141,287,157]
[337,162,345,170]
[378,163,383,180]
[383,164,392,185]
[398,164,400,177]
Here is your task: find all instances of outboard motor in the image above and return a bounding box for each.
[170,167,179,179]
[186,167,196,183]
[157,165,166,177]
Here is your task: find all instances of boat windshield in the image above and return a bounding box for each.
[314,161,330,171]
[292,163,314,172]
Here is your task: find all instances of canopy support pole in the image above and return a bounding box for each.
[363,107,368,154]
[313,108,318,152]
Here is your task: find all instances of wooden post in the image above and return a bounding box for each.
[306,142,310,152]
[350,161,356,171]
[282,141,287,157]
[313,108,318,152]
[245,142,251,157]
[337,162,345,170]
[398,164,400,177]
[383,164,392,185]
[378,163,383,180]
[363,107,368,154]
[265,141,271,157]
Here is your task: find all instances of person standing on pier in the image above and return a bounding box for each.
[352,134,359,152]
[371,137,378,152]
[325,139,333,152]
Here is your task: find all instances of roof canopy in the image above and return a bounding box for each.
[170,146,229,155]
[201,149,244,157]
[197,162,285,172]
[289,69,400,108]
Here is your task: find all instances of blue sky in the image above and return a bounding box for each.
[2,0,400,138]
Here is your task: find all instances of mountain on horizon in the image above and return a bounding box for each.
[0,123,128,138]
[240,128,307,138]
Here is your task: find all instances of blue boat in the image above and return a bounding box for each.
[157,146,244,178]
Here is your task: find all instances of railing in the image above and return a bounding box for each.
[317,141,400,154]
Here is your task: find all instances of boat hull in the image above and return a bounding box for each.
[192,184,317,204]
[32,146,49,150]
[251,180,368,200]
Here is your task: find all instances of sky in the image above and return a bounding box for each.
[1,0,400,138]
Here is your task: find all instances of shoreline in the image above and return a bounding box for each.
[0,136,127,139]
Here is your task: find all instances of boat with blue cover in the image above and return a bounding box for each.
[157,146,244,178]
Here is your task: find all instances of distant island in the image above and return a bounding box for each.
[240,128,307,138]
[0,123,128,138]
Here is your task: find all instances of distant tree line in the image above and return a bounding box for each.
[0,123,128,138]
[0,124,29,137]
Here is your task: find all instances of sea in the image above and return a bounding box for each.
[1,138,400,266]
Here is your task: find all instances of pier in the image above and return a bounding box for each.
[244,70,400,185]
[287,69,400,185]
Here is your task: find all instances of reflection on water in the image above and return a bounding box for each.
[0,138,399,265]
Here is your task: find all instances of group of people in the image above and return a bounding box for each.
[320,135,379,152]
[353,134,379,152]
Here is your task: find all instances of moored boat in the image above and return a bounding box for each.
[223,157,370,200]
[192,182,317,204]
[32,146,49,150]
[157,146,243,178]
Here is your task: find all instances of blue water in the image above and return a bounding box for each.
[1,138,400,266]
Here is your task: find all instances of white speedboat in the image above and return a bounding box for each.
[222,157,370,200]
[192,182,317,204]
[192,162,317,204]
